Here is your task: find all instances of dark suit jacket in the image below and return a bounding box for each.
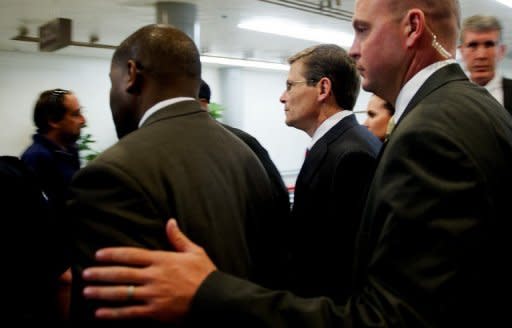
[221,123,290,213]
[287,114,381,303]
[188,64,512,327]
[68,101,283,321]
[221,124,291,287]
[503,77,512,114]
[1,156,68,320]
[20,134,81,214]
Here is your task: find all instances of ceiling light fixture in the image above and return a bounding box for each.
[10,30,289,71]
[200,55,289,71]
[496,0,512,8]
[258,0,352,21]
[238,17,354,47]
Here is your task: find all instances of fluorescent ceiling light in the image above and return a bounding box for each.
[238,17,354,48]
[496,0,512,8]
[200,55,289,71]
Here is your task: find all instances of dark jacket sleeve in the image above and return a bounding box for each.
[189,271,348,328]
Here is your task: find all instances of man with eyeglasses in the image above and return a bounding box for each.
[459,14,511,113]
[278,44,381,304]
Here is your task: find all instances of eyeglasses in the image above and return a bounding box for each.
[285,79,316,92]
[69,107,85,118]
[463,40,500,51]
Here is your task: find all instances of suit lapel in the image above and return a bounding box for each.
[376,64,468,163]
[503,77,512,115]
[394,64,468,132]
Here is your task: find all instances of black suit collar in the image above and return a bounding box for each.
[298,114,358,185]
[394,64,468,133]
[503,77,512,114]
[315,114,359,148]
[377,64,468,175]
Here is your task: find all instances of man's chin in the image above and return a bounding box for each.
[471,73,493,86]
[68,135,80,144]
[284,118,294,127]
[360,79,373,93]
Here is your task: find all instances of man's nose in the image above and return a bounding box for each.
[279,93,287,104]
[348,40,359,59]
[475,45,489,58]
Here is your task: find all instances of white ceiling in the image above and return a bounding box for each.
[0,0,511,62]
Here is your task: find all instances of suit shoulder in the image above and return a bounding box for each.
[333,124,381,157]
[222,124,260,147]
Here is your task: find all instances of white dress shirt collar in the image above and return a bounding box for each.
[309,110,353,149]
[138,97,196,127]
[394,59,457,123]
[483,73,504,106]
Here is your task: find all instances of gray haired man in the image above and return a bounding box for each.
[459,14,511,113]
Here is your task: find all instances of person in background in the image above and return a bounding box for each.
[1,155,69,321]
[198,79,290,215]
[363,94,395,141]
[459,14,512,113]
[68,24,285,321]
[197,79,213,112]
[279,44,380,304]
[21,88,85,212]
[20,88,84,319]
[79,0,512,326]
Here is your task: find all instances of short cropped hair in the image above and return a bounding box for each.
[112,24,201,86]
[460,15,503,44]
[199,80,211,103]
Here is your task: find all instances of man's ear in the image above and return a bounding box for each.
[48,120,61,129]
[497,43,507,61]
[126,59,143,94]
[404,9,425,48]
[318,77,331,101]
